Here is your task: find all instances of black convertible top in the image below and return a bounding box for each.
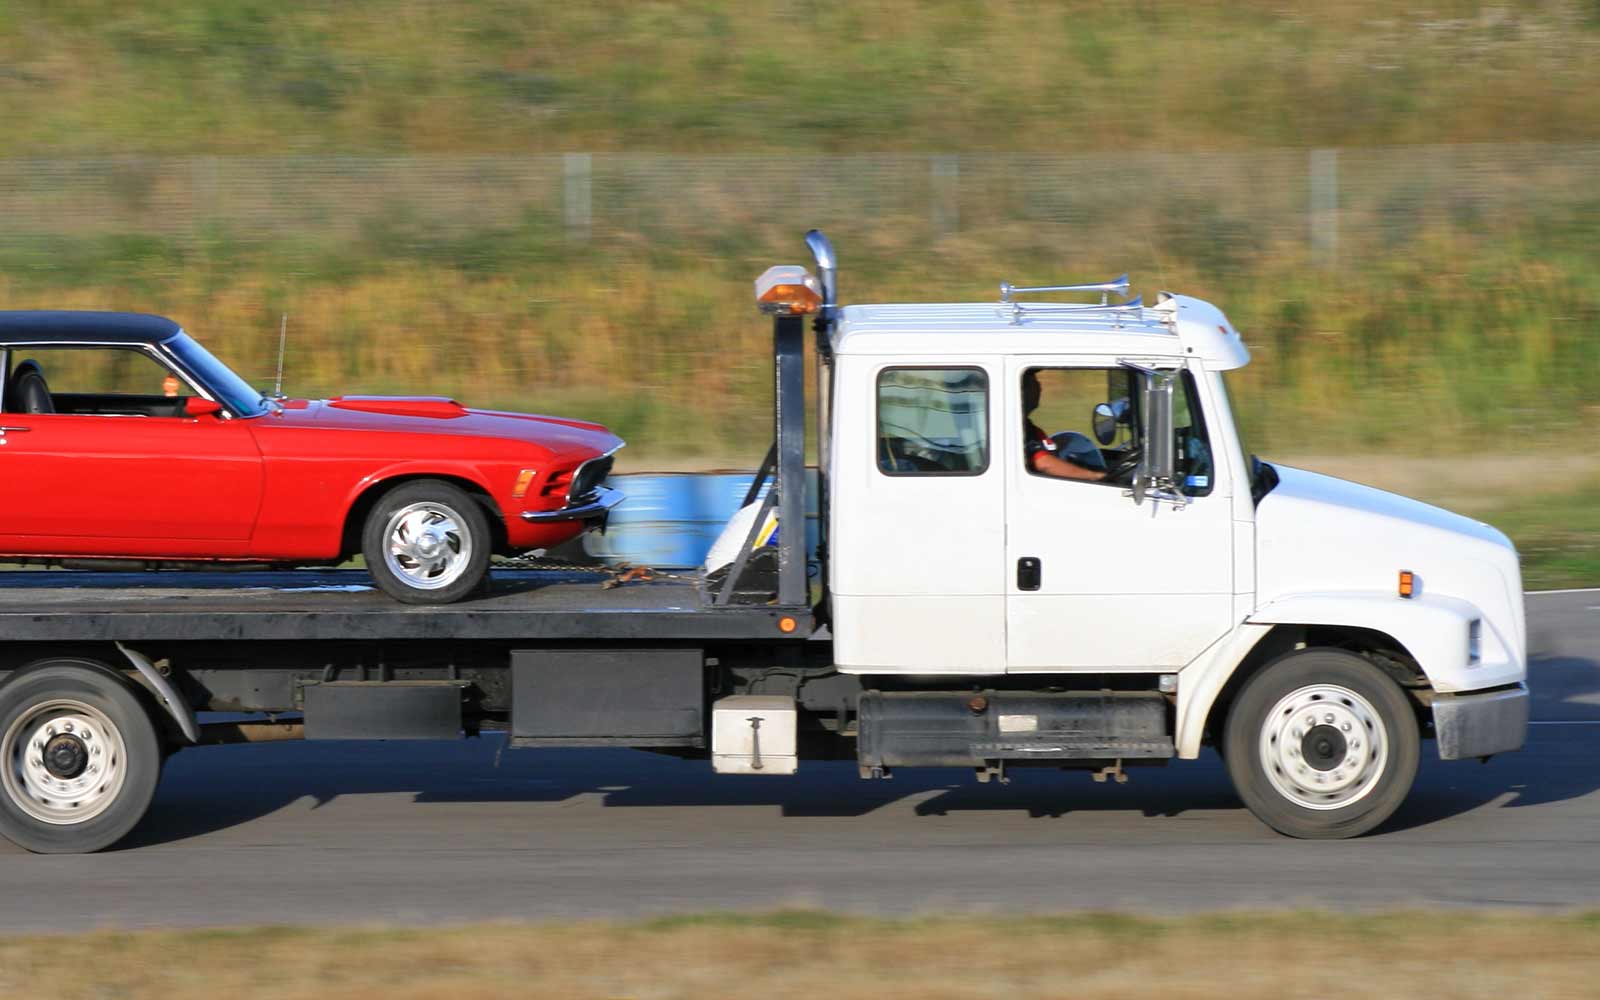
[0,311,182,346]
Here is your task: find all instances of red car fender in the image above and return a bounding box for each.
[245,459,506,561]
[342,458,508,532]
[338,460,585,555]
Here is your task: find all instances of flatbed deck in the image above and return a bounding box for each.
[0,570,811,642]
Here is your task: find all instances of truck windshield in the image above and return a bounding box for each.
[1219,373,1277,502]
[166,333,270,417]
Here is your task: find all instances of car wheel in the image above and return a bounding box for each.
[0,659,164,854]
[1224,648,1420,840]
[362,480,492,604]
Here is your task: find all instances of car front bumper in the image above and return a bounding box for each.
[1432,682,1529,760]
[520,485,624,527]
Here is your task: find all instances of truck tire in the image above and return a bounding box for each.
[0,659,164,854]
[362,480,492,604]
[1223,649,1420,840]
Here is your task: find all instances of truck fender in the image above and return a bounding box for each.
[1174,622,1272,759]
[117,642,199,745]
[1248,591,1509,693]
[1175,590,1506,759]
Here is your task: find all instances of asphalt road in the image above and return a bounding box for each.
[0,592,1595,930]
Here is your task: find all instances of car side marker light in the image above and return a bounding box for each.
[512,469,538,499]
[1398,570,1415,599]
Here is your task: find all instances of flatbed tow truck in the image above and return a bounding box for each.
[0,231,1528,852]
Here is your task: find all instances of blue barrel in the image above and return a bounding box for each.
[583,470,820,570]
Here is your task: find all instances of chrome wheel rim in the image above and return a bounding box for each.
[2,699,128,825]
[383,501,474,591]
[1259,683,1389,811]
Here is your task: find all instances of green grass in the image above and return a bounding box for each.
[4,2,1600,153]
[1485,475,1600,590]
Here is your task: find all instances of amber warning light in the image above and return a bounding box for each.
[755,266,822,316]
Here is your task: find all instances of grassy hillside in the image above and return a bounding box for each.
[0,2,1598,475]
[2,2,1600,153]
[2,193,1595,461]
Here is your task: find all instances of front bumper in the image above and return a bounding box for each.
[1432,682,1529,760]
[520,485,624,526]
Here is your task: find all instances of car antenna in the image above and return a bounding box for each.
[273,313,288,400]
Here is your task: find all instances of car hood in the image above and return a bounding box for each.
[1254,464,1525,670]
[265,397,622,462]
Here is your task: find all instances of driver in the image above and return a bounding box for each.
[1023,371,1106,482]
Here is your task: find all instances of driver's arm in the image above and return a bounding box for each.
[1029,450,1106,481]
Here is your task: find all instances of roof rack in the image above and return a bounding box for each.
[998,274,1142,325]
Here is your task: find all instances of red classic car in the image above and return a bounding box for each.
[0,311,623,603]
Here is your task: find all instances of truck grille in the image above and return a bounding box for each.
[568,454,614,503]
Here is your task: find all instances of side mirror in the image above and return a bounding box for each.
[1091,398,1129,446]
[1133,373,1178,505]
[184,398,224,418]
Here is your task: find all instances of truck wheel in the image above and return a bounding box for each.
[1223,649,1420,840]
[362,480,492,604]
[0,659,164,854]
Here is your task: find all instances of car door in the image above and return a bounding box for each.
[829,356,1006,674]
[0,346,264,555]
[1003,356,1235,671]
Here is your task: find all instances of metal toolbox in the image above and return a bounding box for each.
[712,695,797,774]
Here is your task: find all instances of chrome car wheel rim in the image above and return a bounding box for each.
[383,501,474,591]
[2,699,128,825]
[1259,683,1388,811]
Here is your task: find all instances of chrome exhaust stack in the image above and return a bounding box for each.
[803,229,837,616]
[804,229,837,327]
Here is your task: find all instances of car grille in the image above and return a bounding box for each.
[568,454,614,503]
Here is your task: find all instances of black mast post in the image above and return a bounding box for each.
[773,311,807,607]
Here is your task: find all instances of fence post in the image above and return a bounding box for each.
[931,155,959,236]
[1309,148,1338,269]
[564,153,592,243]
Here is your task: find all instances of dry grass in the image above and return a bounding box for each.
[3,208,1597,462]
[0,912,1596,999]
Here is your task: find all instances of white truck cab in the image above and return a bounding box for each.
[756,233,1529,839]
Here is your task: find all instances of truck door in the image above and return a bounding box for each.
[829,357,1006,674]
[1003,357,1234,671]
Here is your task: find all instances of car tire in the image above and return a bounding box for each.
[362,480,493,605]
[1224,648,1420,840]
[0,659,164,854]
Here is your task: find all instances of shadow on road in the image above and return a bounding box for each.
[113,721,1596,850]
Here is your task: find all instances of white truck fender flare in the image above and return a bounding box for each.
[1174,591,1491,759]
[1249,591,1490,689]
[1173,622,1272,759]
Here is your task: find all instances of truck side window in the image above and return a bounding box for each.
[877,367,989,476]
[1024,367,1135,485]
[1173,371,1214,497]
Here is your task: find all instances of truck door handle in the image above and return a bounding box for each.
[1017,557,1041,591]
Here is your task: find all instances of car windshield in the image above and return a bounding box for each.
[166,333,269,416]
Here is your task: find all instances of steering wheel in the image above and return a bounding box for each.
[1106,446,1142,482]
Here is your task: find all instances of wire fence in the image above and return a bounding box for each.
[0,144,1593,271]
